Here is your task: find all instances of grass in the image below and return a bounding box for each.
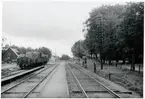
[78,59,143,97]
[1,63,20,77]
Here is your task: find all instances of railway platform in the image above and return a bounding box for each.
[2,63,18,69]
[39,62,68,98]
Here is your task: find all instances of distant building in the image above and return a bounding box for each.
[2,47,19,63]
[49,55,55,62]
[49,55,59,62]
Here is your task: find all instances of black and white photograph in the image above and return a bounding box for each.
[1,0,144,98]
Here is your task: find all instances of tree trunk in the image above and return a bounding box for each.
[130,63,132,71]
[123,59,125,64]
[101,58,103,69]
[115,51,118,67]
[95,54,98,60]
[91,54,93,59]
[109,59,111,65]
[116,59,118,67]
[85,58,87,68]
[104,60,106,64]
[132,53,135,71]
[138,65,140,74]
[103,59,105,64]
[94,63,96,73]
[100,46,103,69]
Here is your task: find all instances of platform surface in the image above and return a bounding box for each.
[39,62,68,98]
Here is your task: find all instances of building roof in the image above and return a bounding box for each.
[3,47,19,57]
[10,48,19,57]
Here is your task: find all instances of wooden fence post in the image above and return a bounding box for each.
[94,63,96,73]
[139,65,140,74]
[108,73,111,80]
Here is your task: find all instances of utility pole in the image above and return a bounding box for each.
[78,41,81,64]
[101,15,104,69]
[93,13,104,70]
[97,14,104,70]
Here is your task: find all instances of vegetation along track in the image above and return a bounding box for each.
[2,70,25,79]
[67,63,121,98]
[1,64,59,98]
[2,66,45,86]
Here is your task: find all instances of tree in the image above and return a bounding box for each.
[18,47,27,54]
[26,47,34,52]
[119,2,144,71]
[84,4,125,69]
[11,45,19,49]
[5,44,10,49]
[82,2,143,70]
[38,47,52,59]
[71,40,87,58]
[2,37,7,47]
[60,54,70,60]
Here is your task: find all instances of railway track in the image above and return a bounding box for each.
[1,66,45,86]
[1,64,59,98]
[67,63,121,98]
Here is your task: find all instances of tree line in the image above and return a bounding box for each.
[71,2,143,71]
[2,44,52,59]
[60,54,70,60]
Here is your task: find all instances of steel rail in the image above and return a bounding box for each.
[1,65,54,94]
[68,64,89,98]
[23,64,59,98]
[72,64,121,98]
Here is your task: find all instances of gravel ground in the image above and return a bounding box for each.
[65,63,85,98]
[1,68,44,96]
[70,61,141,98]
[2,64,56,98]
[69,64,115,98]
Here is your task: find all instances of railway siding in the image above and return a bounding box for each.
[2,66,44,85]
[66,62,141,98]
[66,64,85,98]
[1,64,58,98]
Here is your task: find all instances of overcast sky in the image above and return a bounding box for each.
[2,0,141,57]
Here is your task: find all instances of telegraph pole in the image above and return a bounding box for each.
[79,41,81,64]
[96,14,104,70]
[101,14,104,70]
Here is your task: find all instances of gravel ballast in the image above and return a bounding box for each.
[68,62,141,98]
